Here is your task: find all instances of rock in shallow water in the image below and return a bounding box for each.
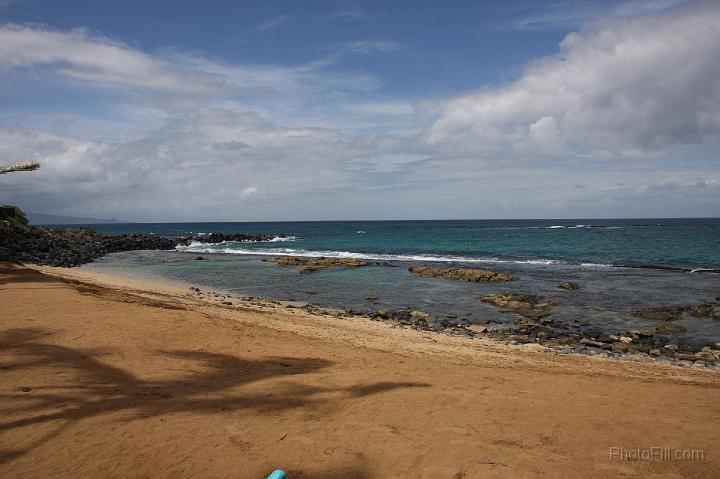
[178,232,279,244]
[632,306,686,321]
[410,310,430,319]
[632,302,720,321]
[480,292,556,319]
[265,256,367,272]
[580,338,611,349]
[408,265,516,282]
[655,323,688,335]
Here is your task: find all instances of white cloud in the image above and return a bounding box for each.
[0,23,389,141]
[513,0,687,29]
[426,1,720,160]
[240,184,260,198]
[255,15,289,32]
[0,128,108,183]
[0,24,217,93]
[528,116,564,158]
[0,107,411,220]
[343,40,403,55]
[177,52,380,99]
[331,7,366,20]
[348,101,416,116]
[0,23,381,103]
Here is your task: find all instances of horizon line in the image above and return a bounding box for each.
[33,216,720,225]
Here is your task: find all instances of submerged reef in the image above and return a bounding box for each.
[264,256,368,273]
[408,265,516,282]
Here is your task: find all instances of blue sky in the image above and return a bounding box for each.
[0,0,718,221]
[2,0,568,94]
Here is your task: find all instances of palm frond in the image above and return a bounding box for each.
[0,161,41,175]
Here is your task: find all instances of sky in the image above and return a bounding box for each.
[0,0,718,221]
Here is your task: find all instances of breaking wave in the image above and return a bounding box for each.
[175,242,561,265]
[543,224,621,229]
[266,235,297,242]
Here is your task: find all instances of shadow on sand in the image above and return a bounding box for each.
[0,326,429,473]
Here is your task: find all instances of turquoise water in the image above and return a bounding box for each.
[74,218,720,349]
[82,218,720,269]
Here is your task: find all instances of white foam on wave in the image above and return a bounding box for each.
[175,243,560,265]
[267,235,297,242]
[544,225,621,230]
[689,268,719,273]
[178,236,296,247]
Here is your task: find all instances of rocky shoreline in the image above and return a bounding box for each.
[0,206,287,267]
[0,221,177,267]
[184,284,720,370]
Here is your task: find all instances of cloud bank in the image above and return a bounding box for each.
[426,1,720,160]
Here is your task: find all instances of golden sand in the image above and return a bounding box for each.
[1,263,718,478]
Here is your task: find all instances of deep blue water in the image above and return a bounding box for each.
[71,218,720,269]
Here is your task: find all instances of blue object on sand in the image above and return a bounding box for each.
[267,470,286,479]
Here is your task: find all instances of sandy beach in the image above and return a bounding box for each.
[1,262,719,478]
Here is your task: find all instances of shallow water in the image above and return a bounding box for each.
[85,248,720,349]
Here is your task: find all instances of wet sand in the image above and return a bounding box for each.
[1,263,719,478]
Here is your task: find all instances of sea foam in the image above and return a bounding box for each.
[175,243,560,265]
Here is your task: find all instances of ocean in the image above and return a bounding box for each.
[74,218,720,348]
